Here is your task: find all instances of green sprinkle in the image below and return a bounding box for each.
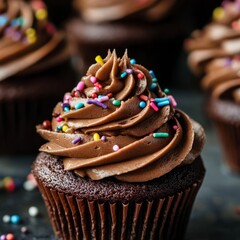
[164,88,170,94]
[152,77,158,83]
[150,83,157,90]
[153,132,169,138]
[112,99,121,107]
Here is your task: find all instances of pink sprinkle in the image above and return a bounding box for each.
[168,95,177,107]
[56,116,63,122]
[94,87,99,92]
[90,76,97,83]
[150,102,159,112]
[76,81,85,92]
[139,94,148,101]
[150,98,155,102]
[113,145,120,151]
[98,96,109,102]
[173,125,178,130]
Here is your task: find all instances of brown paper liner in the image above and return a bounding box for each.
[36,178,203,240]
[210,118,240,172]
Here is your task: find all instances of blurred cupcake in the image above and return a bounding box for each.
[208,79,240,173]
[185,0,240,75]
[32,50,206,240]
[66,0,193,86]
[0,0,76,154]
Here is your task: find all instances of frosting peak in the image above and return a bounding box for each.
[37,51,205,182]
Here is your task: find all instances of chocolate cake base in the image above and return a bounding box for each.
[0,60,76,154]
[32,152,205,240]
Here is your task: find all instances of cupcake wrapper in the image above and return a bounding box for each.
[36,178,203,240]
[211,118,240,172]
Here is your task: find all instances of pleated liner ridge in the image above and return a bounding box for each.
[36,178,203,240]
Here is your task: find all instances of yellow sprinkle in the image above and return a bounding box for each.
[95,55,104,66]
[36,9,48,20]
[26,28,36,37]
[62,125,69,132]
[93,133,100,141]
[27,35,37,44]
[213,7,225,21]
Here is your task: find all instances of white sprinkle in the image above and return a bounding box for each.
[28,206,39,217]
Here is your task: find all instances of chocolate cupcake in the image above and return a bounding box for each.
[32,51,206,240]
[208,79,240,173]
[185,0,240,75]
[0,0,76,154]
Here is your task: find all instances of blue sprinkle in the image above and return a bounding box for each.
[64,107,70,112]
[75,102,84,109]
[120,72,127,78]
[62,103,70,109]
[149,70,156,78]
[139,101,146,108]
[0,15,8,26]
[154,97,169,103]
[130,59,136,64]
[149,83,157,90]
[57,126,62,131]
[11,215,20,224]
[157,100,170,107]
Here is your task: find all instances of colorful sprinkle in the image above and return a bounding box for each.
[6,233,14,240]
[72,137,82,144]
[62,102,70,109]
[113,145,120,151]
[139,101,146,108]
[87,99,108,109]
[130,59,136,64]
[101,136,107,141]
[157,100,170,107]
[0,15,8,26]
[94,82,102,89]
[173,125,178,130]
[95,55,104,66]
[150,102,158,112]
[126,69,133,74]
[137,72,144,79]
[75,102,84,109]
[154,97,169,103]
[64,107,70,112]
[139,94,148,101]
[10,215,20,224]
[150,83,157,90]
[36,9,48,20]
[153,132,169,138]
[91,93,98,99]
[56,116,63,122]
[90,76,97,83]
[120,72,127,78]
[98,96,109,102]
[164,88,170,94]
[2,215,10,223]
[21,226,28,233]
[62,125,69,132]
[168,95,177,107]
[93,133,100,141]
[213,7,225,20]
[149,70,156,78]
[76,81,85,92]
[42,120,51,129]
[107,93,113,98]
[94,86,100,92]
[112,99,121,107]
[57,125,62,131]
[28,206,39,217]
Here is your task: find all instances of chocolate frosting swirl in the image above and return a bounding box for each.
[74,0,179,23]
[37,50,205,182]
[202,56,240,91]
[186,0,240,75]
[0,0,69,81]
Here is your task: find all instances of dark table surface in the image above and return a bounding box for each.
[0,89,240,240]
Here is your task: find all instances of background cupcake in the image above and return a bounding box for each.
[208,79,240,173]
[0,0,76,154]
[33,51,205,240]
[65,0,222,88]
[185,0,240,76]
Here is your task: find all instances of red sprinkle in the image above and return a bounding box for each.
[42,120,51,129]
[91,93,98,99]
[137,72,144,79]
[107,93,113,98]
[73,91,80,98]
[139,94,148,101]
